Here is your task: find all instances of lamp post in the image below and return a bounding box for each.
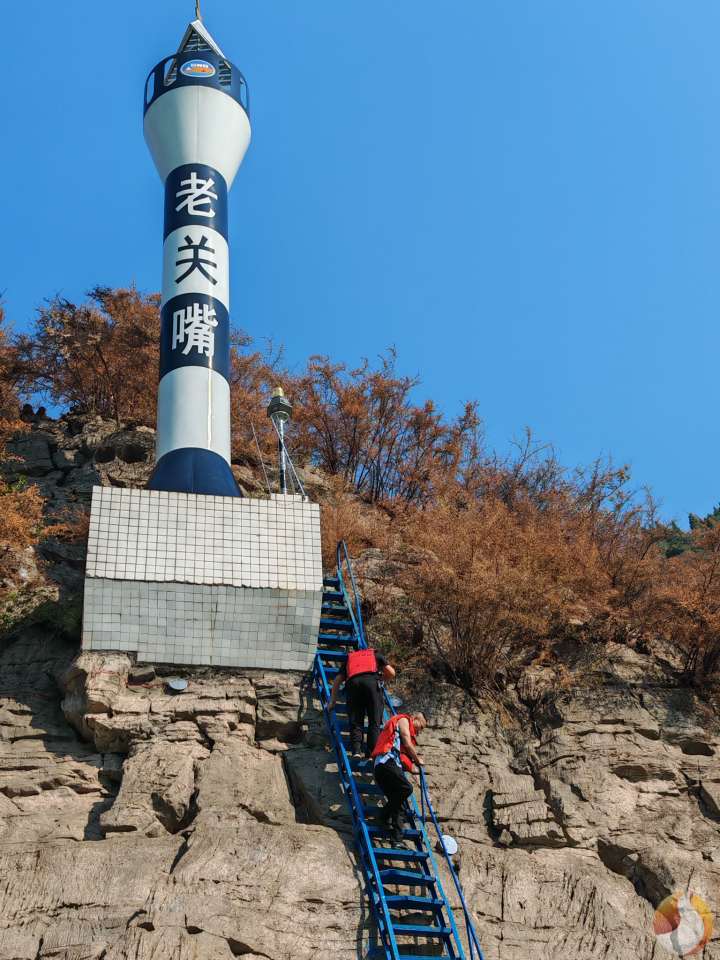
[267,387,293,494]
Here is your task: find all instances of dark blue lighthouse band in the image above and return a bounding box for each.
[144,49,249,118]
[164,163,228,241]
[160,293,230,382]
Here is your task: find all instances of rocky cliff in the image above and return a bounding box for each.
[0,415,719,959]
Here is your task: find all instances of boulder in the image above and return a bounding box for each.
[701,781,720,817]
[5,434,57,477]
[194,735,296,827]
[100,739,209,836]
[59,652,131,740]
[254,678,303,742]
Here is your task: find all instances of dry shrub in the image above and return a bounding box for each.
[0,305,58,586]
[5,291,720,693]
[366,437,719,693]
[292,352,481,505]
[319,477,385,569]
[0,478,46,583]
[229,330,290,468]
[648,523,720,681]
[11,287,161,427]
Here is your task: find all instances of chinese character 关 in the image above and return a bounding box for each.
[175,172,217,218]
[175,235,217,285]
[172,303,218,358]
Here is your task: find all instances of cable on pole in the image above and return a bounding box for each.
[251,422,272,496]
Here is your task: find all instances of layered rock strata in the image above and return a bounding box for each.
[1,625,719,959]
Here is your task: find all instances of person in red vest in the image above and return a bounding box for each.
[372,712,427,844]
[329,648,396,759]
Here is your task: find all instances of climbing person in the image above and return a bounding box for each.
[329,648,396,759]
[371,711,427,844]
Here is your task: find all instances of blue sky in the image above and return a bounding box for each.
[2,2,719,524]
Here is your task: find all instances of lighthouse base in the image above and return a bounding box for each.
[147,447,241,498]
[81,486,322,670]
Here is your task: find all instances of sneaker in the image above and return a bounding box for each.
[390,832,406,847]
[351,752,363,760]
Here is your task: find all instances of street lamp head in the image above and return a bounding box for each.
[267,386,293,424]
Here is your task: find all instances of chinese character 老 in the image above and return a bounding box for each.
[175,235,217,285]
[172,303,218,358]
[175,172,217,218]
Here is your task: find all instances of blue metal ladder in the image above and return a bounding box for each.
[313,541,485,960]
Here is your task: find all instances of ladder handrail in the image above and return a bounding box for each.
[319,544,485,960]
[336,540,366,648]
[314,649,402,958]
[419,768,485,960]
[379,687,468,959]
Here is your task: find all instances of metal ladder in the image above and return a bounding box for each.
[313,541,485,960]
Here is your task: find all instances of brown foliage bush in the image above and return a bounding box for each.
[353,438,720,694]
[292,351,481,505]
[4,287,720,694]
[377,447,659,687]
[319,477,386,569]
[0,306,58,585]
[229,330,289,469]
[11,286,161,427]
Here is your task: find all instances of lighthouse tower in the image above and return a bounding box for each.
[80,15,323,671]
[143,18,251,496]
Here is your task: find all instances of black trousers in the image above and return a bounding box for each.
[374,760,413,837]
[345,674,384,755]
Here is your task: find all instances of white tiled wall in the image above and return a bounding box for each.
[83,580,320,669]
[82,486,323,669]
[85,486,322,590]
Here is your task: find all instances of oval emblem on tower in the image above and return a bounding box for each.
[181,59,216,77]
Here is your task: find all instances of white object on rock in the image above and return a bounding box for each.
[441,835,458,856]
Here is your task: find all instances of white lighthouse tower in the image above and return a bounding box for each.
[144,15,251,496]
[80,13,323,672]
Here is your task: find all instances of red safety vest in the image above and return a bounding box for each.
[371,714,417,773]
[346,649,378,679]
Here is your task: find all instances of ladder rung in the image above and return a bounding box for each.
[373,849,429,863]
[352,783,385,795]
[396,955,454,959]
[323,577,341,587]
[392,924,452,939]
[319,619,355,633]
[318,634,359,647]
[384,896,445,913]
[322,590,344,602]
[349,757,374,771]
[367,827,423,841]
[379,869,436,886]
[317,650,349,661]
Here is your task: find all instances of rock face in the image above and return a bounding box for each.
[1,626,719,959]
[3,413,334,600]
[2,416,720,958]
[3,415,159,602]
